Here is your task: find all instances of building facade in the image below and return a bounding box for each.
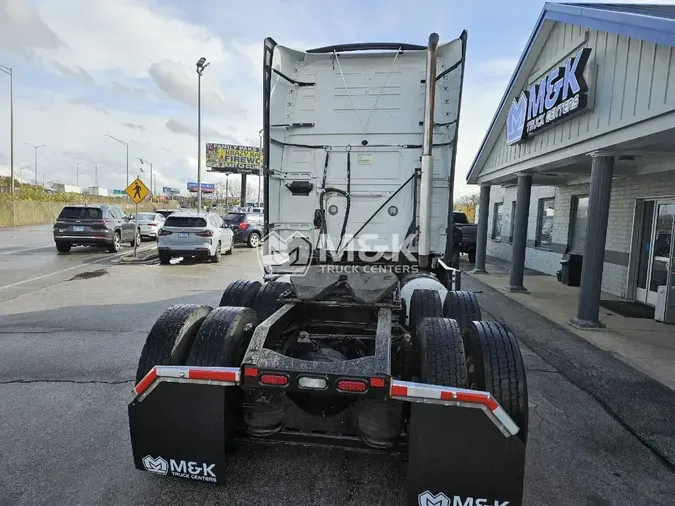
[467,3,675,326]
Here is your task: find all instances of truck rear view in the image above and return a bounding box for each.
[129,32,529,506]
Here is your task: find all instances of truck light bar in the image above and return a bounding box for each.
[133,366,241,399]
[389,379,520,437]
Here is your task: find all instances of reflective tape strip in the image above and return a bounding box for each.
[133,366,241,398]
[389,379,519,437]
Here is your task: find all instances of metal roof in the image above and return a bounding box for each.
[466,2,675,184]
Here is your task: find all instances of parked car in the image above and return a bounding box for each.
[156,209,181,219]
[157,211,234,264]
[53,204,140,253]
[222,212,264,248]
[131,212,166,240]
[454,210,477,263]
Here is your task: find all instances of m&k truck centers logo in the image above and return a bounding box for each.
[506,47,592,146]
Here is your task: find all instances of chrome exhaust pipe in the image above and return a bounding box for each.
[418,32,439,269]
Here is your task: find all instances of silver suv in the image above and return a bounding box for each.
[157,211,234,264]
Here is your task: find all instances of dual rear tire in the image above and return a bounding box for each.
[409,289,528,442]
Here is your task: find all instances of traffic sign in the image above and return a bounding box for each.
[125,178,150,203]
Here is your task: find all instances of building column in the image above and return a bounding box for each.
[506,174,532,292]
[570,154,614,329]
[472,185,491,273]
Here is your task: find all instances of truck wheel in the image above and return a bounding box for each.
[252,281,291,322]
[462,321,528,443]
[135,304,213,384]
[418,317,468,388]
[185,307,258,442]
[443,290,481,330]
[219,280,261,307]
[408,289,442,339]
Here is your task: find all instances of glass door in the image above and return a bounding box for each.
[636,201,655,303]
[646,202,675,306]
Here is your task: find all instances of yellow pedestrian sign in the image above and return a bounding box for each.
[126,178,150,203]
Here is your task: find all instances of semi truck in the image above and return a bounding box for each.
[129,32,528,506]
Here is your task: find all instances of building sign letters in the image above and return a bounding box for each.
[506,47,592,146]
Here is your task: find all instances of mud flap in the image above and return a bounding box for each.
[408,403,525,506]
[128,382,228,484]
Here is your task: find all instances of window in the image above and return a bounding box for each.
[536,198,555,248]
[58,206,103,220]
[570,196,589,253]
[165,216,207,228]
[492,203,503,240]
[509,201,517,243]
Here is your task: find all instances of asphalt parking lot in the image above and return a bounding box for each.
[1,238,674,505]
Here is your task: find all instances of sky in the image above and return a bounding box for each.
[0,0,672,197]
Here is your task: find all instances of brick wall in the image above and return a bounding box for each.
[485,170,675,298]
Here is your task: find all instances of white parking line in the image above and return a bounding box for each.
[0,245,154,291]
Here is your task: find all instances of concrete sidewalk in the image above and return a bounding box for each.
[465,257,675,391]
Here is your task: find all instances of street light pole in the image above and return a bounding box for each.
[42,171,52,188]
[25,143,46,186]
[72,161,84,187]
[138,158,153,198]
[196,57,210,213]
[1,65,14,193]
[105,134,129,190]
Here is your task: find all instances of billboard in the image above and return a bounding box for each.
[162,186,181,195]
[205,143,262,175]
[187,182,215,193]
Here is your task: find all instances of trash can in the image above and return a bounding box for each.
[559,254,583,287]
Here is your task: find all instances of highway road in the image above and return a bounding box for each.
[0,248,674,505]
[0,224,153,303]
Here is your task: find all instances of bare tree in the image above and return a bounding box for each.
[456,193,480,206]
[246,183,258,204]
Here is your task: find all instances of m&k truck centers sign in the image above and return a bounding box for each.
[506,47,593,146]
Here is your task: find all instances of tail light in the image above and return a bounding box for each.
[148,223,157,227]
[238,222,248,230]
[158,229,172,236]
[259,374,289,386]
[337,379,368,392]
[196,230,214,237]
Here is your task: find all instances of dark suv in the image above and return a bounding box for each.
[53,204,139,253]
[223,212,263,248]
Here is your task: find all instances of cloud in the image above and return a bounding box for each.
[67,97,109,114]
[124,122,146,132]
[148,60,245,117]
[53,61,94,83]
[165,117,238,144]
[0,0,65,59]
[111,81,148,98]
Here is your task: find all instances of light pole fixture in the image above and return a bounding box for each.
[72,161,84,188]
[138,158,153,197]
[25,143,46,186]
[196,56,210,213]
[42,171,52,188]
[105,134,129,189]
[0,64,14,193]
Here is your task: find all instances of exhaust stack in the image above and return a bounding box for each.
[418,32,439,269]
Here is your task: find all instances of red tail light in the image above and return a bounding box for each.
[238,222,248,230]
[259,374,289,386]
[158,229,172,236]
[337,379,368,392]
[196,230,214,237]
[148,223,157,227]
